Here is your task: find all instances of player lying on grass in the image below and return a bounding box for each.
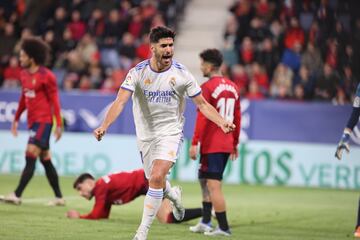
[67,168,202,223]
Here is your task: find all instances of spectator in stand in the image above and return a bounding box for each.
[239,37,255,65]
[339,45,359,80]
[47,7,67,39]
[128,9,143,39]
[223,15,238,43]
[269,20,285,51]
[222,39,239,68]
[87,8,105,39]
[250,62,269,94]
[231,64,248,97]
[314,63,339,101]
[255,0,272,21]
[13,28,33,55]
[293,66,315,100]
[248,17,271,45]
[103,9,128,46]
[301,42,323,77]
[315,0,335,41]
[62,72,78,91]
[293,84,305,101]
[136,33,151,61]
[150,13,165,29]
[281,41,302,74]
[270,63,294,99]
[332,87,348,105]
[246,80,265,100]
[76,33,99,66]
[67,10,86,41]
[284,17,305,50]
[341,66,357,101]
[78,74,92,91]
[308,20,322,46]
[331,21,349,51]
[299,1,314,32]
[325,38,339,70]
[118,32,136,70]
[2,56,21,89]
[43,30,61,68]
[0,23,17,63]
[256,37,280,78]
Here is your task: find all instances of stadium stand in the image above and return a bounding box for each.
[0,0,188,92]
[222,0,360,103]
[0,0,359,104]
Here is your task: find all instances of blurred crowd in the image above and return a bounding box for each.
[1,0,360,104]
[0,0,187,93]
[222,0,360,103]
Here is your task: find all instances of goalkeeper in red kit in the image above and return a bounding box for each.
[189,49,240,237]
[0,37,64,206]
[67,169,202,224]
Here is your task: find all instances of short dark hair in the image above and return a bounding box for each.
[149,26,176,43]
[21,37,50,65]
[199,48,223,68]
[73,173,94,189]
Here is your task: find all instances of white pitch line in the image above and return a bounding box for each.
[0,196,82,203]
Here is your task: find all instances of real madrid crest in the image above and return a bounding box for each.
[169,77,176,87]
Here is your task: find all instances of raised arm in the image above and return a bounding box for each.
[93,88,132,141]
[335,85,360,160]
[191,94,235,134]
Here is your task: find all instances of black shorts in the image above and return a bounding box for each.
[28,122,53,150]
[198,153,230,180]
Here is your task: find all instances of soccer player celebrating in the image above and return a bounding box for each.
[93,26,235,240]
[0,37,65,206]
[335,83,360,237]
[67,168,203,224]
[189,49,241,236]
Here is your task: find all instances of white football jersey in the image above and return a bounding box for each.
[121,59,201,141]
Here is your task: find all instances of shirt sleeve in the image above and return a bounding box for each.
[45,72,62,127]
[346,83,360,130]
[185,71,201,98]
[80,187,111,220]
[120,68,136,92]
[353,84,360,108]
[191,84,210,145]
[232,97,241,148]
[14,90,26,121]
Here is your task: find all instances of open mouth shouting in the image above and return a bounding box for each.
[162,55,172,65]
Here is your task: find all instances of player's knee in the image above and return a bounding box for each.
[207,180,222,192]
[149,173,164,187]
[40,151,51,162]
[26,145,41,158]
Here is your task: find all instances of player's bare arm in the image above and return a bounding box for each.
[11,120,18,137]
[94,88,132,141]
[192,94,235,134]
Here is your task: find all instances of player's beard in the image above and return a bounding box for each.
[155,51,172,69]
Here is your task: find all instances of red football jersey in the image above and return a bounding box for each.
[14,67,61,128]
[80,169,148,219]
[192,76,241,154]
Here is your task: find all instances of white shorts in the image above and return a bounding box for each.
[137,133,184,179]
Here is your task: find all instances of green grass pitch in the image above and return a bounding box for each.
[0,174,358,240]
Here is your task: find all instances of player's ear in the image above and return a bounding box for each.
[150,43,156,53]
